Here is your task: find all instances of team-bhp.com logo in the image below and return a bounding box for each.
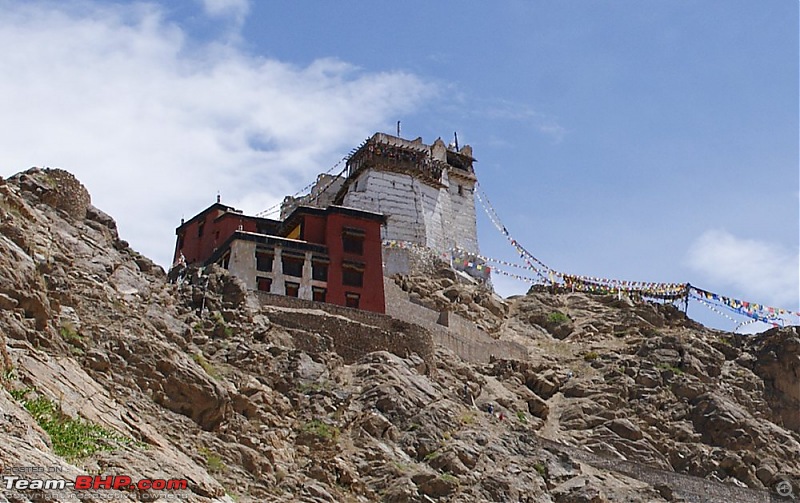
[4,474,188,491]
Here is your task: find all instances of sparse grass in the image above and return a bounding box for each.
[297,381,327,394]
[547,312,570,324]
[17,392,133,460]
[516,410,528,423]
[9,386,32,401]
[2,366,16,383]
[439,473,458,484]
[656,363,684,375]
[641,327,662,338]
[407,423,421,431]
[392,461,411,473]
[200,447,226,473]
[192,353,220,379]
[301,419,340,442]
[533,462,548,478]
[0,197,23,218]
[59,322,83,347]
[583,351,599,362]
[212,311,233,338]
[459,412,475,425]
[423,450,441,462]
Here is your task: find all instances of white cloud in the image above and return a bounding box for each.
[484,100,567,143]
[0,1,436,268]
[686,229,799,310]
[201,0,249,19]
[200,0,249,32]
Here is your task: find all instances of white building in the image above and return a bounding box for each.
[282,132,483,278]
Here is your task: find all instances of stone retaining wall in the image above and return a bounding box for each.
[383,278,528,363]
[255,280,528,365]
[255,291,434,369]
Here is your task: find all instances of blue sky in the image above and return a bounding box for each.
[0,0,797,331]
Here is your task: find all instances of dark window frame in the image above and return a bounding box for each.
[342,228,365,255]
[342,262,364,287]
[256,251,274,272]
[312,286,327,302]
[285,281,300,297]
[256,276,272,292]
[345,292,360,308]
[281,254,305,277]
[312,259,329,281]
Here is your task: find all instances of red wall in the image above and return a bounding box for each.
[323,212,385,314]
[301,214,327,245]
[174,208,257,265]
[174,205,386,314]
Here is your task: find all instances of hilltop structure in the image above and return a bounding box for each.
[173,202,386,313]
[283,132,485,279]
[173,132,487,314]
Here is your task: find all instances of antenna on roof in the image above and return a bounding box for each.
[454,131,459,151]
[397,120,401,137]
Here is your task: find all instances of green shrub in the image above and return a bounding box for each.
[21,395,132,460]
[9,387,31,401]
[59,323,83,347]
[459,412,475,425]
[200,447,226,473]
[301,419,340,442]
[547,312,570,324]
[656,363,683,375]
[439,473,459,484]
[212,311,233,338]
[193,353,220,379]
[2,366,16,382]
[423,450,441,462]
[583,351,599,361]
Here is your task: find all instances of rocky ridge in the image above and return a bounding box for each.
[0,168,798,502]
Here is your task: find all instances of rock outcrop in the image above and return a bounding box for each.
[0,167,798,502]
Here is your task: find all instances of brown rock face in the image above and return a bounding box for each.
[22,168,92,219]
[747,328,800,432]
[0,167,797,502]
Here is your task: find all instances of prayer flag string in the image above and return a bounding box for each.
[472,181,800,328]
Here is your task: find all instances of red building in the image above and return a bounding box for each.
[173,202,386,313]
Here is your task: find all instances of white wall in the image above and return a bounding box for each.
[341,168,479,256]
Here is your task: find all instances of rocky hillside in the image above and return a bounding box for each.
[0,168,798,503]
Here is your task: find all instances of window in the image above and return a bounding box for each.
[282,255,304,277]
[177,232,185,250]
[312,258,329,281]
[342,228,365,255]
[457,184,464,196]
[285,281,300,297]
[312,287,327,302]
[220,253,230,269]
[257,277,272,292]
[256,251,274,272]
[197,221,205,237]
[345,292,360,309]
[342,262,364,287]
